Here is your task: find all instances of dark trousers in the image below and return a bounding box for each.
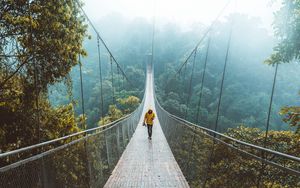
[147,124,153,137]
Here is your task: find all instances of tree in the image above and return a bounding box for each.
[265,0,300,65]
[280,106,300,134]
[1,0,87,90]
[117,96,140,114]
[266,0,300,133]
[0,0,87,151]
[185,126,300,187]
[99,105,123,125]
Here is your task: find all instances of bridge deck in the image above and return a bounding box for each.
[104,70,189,188]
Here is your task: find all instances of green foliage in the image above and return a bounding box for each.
[205,126,300,187]
[0,0,87,152]
[117,95,140,114]
[155,14,300,132]
[266,0,300,65]
[266,1,300,131]
[42,103,82,140]
[99,105,123,125]
[1,0,87,89]
[280,105,300,134]
[172,125,300,187]
[99,95,140,125]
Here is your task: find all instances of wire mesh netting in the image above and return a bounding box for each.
[155,97,300,187]
[0,95,144,188]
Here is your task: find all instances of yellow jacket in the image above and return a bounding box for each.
[144,112,155,125]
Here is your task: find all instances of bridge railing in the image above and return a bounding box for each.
[154,96,300,187]
[0,94,145,188]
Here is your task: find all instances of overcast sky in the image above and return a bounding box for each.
[83,0,281,30]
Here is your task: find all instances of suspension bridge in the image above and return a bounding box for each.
[0,0,300,187]
[1,62,300,187]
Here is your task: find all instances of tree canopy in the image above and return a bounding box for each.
[266,0,300,65]
[0,0,87,151]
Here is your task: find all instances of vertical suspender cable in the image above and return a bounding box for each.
[257,2,290,186]
[183,62,187,83]
[79,55,86,129]
[264,63,279,145]
[173,0,231,78]
[184,50,198,172]
[117,67,121,96]
[122,74,125,91]
[256,63,279,187]
[97,36,104,124]
[78,48,91,187]
[29,2,45,187]
[110,55,115,104]
[151,0,156,67]
[34,58,40,142]
[196,35,211,124]
[151,22,155,67]
[203,15,234,188]
[75,0,132,86]
[184,48,198,119]
[29,0,40,144]
[213,19,233,132]
[263,0,290,148]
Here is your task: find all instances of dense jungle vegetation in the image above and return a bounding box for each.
[0,2,145,186]
[0,1,146,153]
[0,0,299,187]
[1,0,299,154]
[154,1,300,186]
[154,13,300,133]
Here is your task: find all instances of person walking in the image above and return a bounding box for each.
[144,109,155,140]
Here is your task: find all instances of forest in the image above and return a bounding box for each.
[154,14,300,133]
[0,0,300,187]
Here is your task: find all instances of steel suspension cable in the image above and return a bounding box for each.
[78,45,92,185]
[28,1,41,144]
[122,74,125,91]
[151,16,155,67]
[28,2,44,186]
[202,16,234,188]
[183,49,199,172]
[184,48,198,119]
[257,2,289,184]
[0,0,132,90]
[263,0,291,148]
[75,0,132,86]
[213,19,234,132]
[151,0,156,67]
[264,63,279,145]
[79,55,86,129]
[256,63,279,187]
[110,55,115,104]
[178,63,187,97]
[195,35,212,124]
[117,67,121,96]
[97,36,104,124]
[173,0,231,78]
[34,59,40,142]
[183,62,188,85]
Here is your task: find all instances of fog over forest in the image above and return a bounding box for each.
[1,0,300,187]
[49,1,300,132]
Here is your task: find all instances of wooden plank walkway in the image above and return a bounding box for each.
[104,71,189,188]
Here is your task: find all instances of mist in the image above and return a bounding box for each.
[47,0,300,132]
[1,1,300,186]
